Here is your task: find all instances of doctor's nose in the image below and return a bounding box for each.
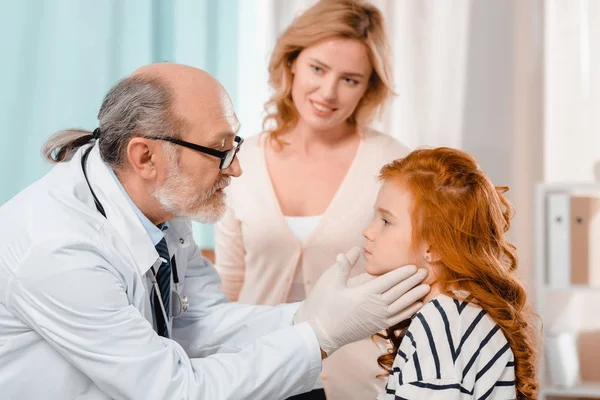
[223,156,242,178]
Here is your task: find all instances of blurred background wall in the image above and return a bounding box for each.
[1,0,600,394]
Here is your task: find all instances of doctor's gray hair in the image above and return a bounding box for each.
[42,75,182,169]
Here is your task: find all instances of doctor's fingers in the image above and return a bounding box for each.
[386,300,425,327]
[364,264,418,294]
[386,283,431,315]
[381,269,429,304]
[347,272,375,288]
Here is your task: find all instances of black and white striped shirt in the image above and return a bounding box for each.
[378,293,516,400]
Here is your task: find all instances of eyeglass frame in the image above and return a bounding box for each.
[146,135,244,170]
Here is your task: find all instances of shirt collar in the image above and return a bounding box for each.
[107,167,166,246]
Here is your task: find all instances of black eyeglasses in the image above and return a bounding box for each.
[147,135,244,170]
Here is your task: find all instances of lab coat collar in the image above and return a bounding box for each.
[83,144,159,275]
[107,166,166,247]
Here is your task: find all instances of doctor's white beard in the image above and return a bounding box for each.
[152,155,229,224]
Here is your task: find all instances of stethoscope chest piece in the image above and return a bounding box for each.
[172,287,189,317]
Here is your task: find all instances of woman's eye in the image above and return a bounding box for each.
[311,65,323,73]
[344,78,358,86]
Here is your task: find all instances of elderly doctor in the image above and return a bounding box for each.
[0,64,430,400]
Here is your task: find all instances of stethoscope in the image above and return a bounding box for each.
[81,144,189,338]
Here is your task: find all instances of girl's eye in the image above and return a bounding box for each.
[382,218,390,226]
[311,65,323,73]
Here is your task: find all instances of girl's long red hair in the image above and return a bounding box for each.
[376,147,538,400]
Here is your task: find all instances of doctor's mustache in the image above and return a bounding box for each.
[211,177,230,194]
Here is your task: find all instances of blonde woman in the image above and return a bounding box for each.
[215,1,408,398]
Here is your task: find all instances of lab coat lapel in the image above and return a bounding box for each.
[82,144,159,276]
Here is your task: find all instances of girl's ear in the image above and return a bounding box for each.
[424,245,441,263]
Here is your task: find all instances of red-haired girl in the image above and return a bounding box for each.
[363,148,538,400]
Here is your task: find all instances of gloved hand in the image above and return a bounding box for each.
[295,247,430,356]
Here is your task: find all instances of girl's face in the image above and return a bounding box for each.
[290,36,372,132]
[362,180,430,277]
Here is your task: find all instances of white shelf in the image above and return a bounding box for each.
[541,382,600,398]
[538,182,600,192]
[543,285,600,291]
[535,183,600,400]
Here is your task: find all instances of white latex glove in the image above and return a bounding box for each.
[295,247,430,356]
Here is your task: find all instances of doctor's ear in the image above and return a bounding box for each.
[126,138,159,180]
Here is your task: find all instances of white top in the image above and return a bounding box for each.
[285,215,325,390]
[0,144,322,400]
[285,215,323,303]
[285,215,323,243]
[379,293,517,400]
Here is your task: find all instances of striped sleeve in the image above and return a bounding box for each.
[385,325,468,399]
[392,379,467,399]
[381,314,469,399]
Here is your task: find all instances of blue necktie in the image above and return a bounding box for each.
[154,236,171,337]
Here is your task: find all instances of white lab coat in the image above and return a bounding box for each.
[0,144,321,400]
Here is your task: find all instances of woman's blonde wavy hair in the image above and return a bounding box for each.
[263,0,393,145]
[376,148,539,400]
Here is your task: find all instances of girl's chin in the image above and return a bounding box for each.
[364,263,385,277]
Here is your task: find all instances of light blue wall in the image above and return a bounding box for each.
[171,0,239,248]
[0,1,153,204]
[0,0,241,248]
